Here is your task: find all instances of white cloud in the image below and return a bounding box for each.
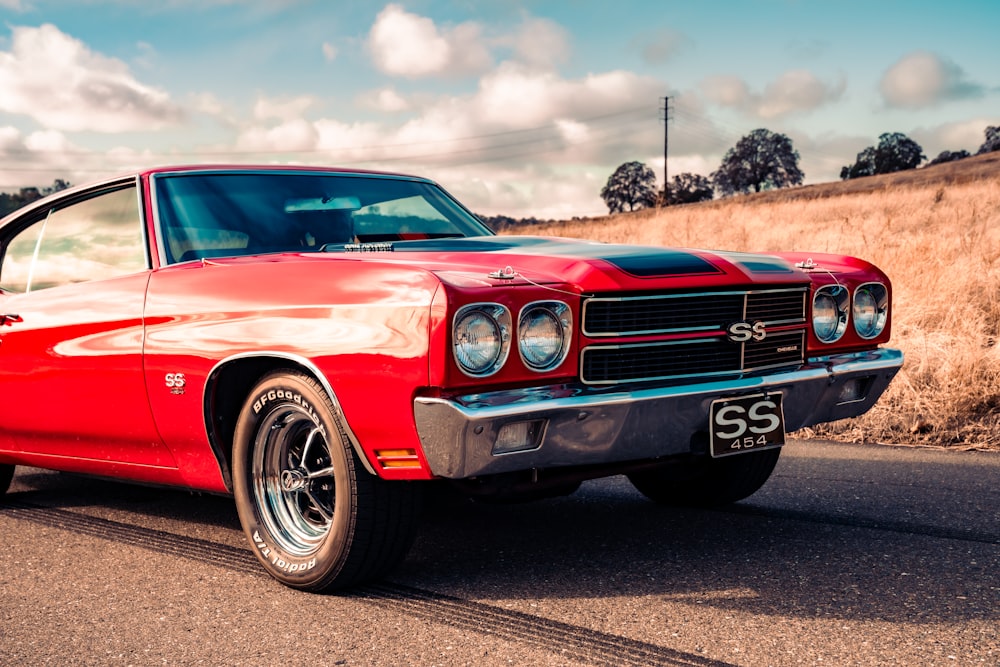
[357,87,410,113]
[758,70,845,118]
[22,129,72,153]
[367,4,492,78]
[700,75,751,109]
[500,16,571,69]
[230,62,665,216]
[700,70,843,118]
[0,24,182,133]
[322,42,338,62]
[910,117,1000,157]
[0,126,25,155]
[0,125,97,190]
[236,118,318,153]
[636,28,692,65]
[189,92,226,117]
[252,95,316,122]
[879,51,985,109]
[0,0,25,9]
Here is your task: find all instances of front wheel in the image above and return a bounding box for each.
[232,370,421,591]
[627,448,781,507]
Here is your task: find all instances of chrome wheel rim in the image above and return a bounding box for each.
[252,405,335,556]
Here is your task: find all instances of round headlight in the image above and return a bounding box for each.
[813,285,848,343]
[453,304,511,376]
[853,283,888,339]
[518,302,571,371]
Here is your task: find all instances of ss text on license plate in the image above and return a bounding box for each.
[709,393,785,458]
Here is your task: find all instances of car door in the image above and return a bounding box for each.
[0,181,174,467]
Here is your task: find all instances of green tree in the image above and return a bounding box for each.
[841,132,925,179]
[928,149,971,166]
[663,172,713,205]
[840,147,877,180]
[977,125,1000,154]
[600,161,657,213]
[0,179,72,218]
[711,129,804,196]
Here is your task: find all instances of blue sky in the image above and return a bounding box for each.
[0,0,997,217]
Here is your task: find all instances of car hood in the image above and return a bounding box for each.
[334,236,811,292]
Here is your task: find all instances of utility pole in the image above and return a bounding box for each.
[659,95,672,205]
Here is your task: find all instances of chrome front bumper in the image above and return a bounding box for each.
[414,348,903,479]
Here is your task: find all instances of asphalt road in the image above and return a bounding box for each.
[1,439,997,666]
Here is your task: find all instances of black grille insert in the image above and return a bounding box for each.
[580,288,808,385]
[583,288,806,336]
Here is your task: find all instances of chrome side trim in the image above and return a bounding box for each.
[414,348,903,479]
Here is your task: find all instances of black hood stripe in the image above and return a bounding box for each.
[368,236,722,277]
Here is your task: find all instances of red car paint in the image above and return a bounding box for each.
[0,166,899,494]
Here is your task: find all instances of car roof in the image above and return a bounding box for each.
[137,164,426,180]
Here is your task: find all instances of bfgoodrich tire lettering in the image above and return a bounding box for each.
[627,448,781,507]
[232,370,420,591]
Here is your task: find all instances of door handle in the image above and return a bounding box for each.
[0,313,22,326]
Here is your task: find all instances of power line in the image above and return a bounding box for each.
[0,106,658,186]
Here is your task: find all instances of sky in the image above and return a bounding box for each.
[0,0,997,219]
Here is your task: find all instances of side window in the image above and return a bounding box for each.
[0,186,146,293]
[0,222,43,293]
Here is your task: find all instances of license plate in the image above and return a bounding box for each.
[709,393,785,458]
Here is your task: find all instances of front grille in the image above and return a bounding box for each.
[583,288,806,336]
[580,288,808,385]
[582,339,739,384]
[744,330,806,370]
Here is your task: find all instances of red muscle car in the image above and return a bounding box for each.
[0,165,902,591]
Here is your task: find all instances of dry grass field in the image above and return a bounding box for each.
[506,151,1000,449]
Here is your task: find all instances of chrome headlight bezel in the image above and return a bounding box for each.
[518,300,572,372]
[853,282,889,339]
[813,284,849,343]
[453,303,512,377]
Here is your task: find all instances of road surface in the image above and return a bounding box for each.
[1,439,997,665]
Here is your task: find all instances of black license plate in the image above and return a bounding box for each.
[709,393,785,458]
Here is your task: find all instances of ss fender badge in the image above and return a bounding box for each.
[726,320,767,343]
[165,372,186,395]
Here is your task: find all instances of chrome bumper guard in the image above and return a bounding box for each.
[414,348,903,479]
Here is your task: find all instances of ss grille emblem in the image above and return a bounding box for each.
[727,320,767,343]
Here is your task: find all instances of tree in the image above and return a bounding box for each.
[600,161,657,213]
[977,125,1000,155]
[840,147,876,180]
[663,172,713,205]
[841,132,925,179]
[928,149,971,166]
[43,178,72,195]
[711,129,803,196]
[0,179,72,218]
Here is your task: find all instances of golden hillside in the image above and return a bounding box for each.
[507,151,1000,449]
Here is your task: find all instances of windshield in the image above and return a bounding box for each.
[154,171,493,263]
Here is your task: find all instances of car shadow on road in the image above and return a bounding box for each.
[398,476,998,625]
[7,466,997,625]
[7,467,242,534]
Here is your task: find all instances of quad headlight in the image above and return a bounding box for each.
[452,300,573,377]
[453,303,511,377]
[518,301,572,371]
[813,285,849,343]
[853,283,888,339]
